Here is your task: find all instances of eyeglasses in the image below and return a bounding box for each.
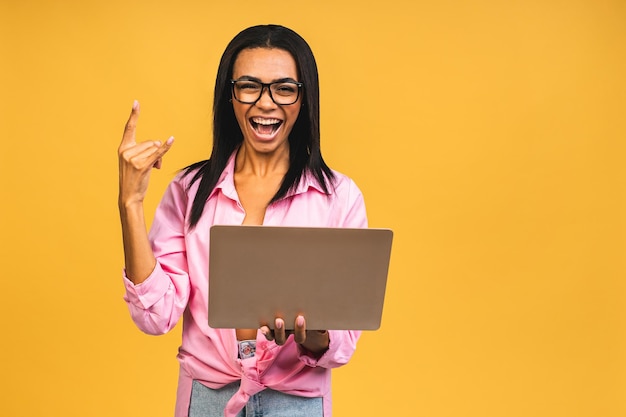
[230,79,303,105]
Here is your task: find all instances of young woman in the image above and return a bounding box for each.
[118,24,367,417]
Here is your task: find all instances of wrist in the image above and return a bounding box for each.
[118,197,144,213]
[302,330,329,355]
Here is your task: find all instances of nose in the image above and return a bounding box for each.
[255,85,276,108]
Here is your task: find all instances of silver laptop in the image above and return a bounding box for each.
[208,225,393,331]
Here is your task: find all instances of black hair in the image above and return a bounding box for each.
[183,24,335,229]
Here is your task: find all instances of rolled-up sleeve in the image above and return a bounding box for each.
[122,176,191,335]
[297,330,362,368]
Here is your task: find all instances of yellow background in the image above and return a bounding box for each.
[1,0,624,416]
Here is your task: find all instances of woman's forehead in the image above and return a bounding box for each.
[232,48,298,80]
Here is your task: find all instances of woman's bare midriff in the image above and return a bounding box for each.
[236,328,259,341]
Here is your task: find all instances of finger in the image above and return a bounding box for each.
[260,325,274,341]
[122,137,174,171]
[152,136,174,169]
[121,100,140,148]
[120,139,161,158]
[119,141,162,170]
[293,315,306,344]
[274,318,287,345]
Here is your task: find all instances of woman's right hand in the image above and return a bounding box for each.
[117,101,174,284]
[118,100,174,208]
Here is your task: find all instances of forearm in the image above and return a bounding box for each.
[120,192,191,334]
[119,200,156,284]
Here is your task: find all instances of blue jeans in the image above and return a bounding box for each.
[189,380,323,417]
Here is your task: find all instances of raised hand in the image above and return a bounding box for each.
[118,101,174,207]
[117,101,174,284]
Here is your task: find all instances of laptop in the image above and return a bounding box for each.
[208,225,393,331]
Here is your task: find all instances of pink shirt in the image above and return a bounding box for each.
[123,152,367,417]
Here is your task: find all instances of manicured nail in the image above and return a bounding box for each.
[133,100,139,109]
[296,316,305,327]
[275,319,283,329]
[166,136,174,145]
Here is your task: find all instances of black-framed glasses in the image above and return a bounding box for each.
[230,79,303,105]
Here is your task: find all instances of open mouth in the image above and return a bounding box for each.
[250,117,283,136]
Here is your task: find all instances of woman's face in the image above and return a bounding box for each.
[231,47,302,156]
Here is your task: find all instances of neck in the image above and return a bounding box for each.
[235,143,290,177]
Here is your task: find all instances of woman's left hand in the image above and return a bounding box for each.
[260,315,329,355]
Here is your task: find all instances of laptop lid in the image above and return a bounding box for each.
[208,225,393,331]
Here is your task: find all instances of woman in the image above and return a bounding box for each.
[118,24,367,417]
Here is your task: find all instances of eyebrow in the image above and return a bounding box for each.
[236,75,299,83]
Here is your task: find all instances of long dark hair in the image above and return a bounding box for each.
[183,24,335,229]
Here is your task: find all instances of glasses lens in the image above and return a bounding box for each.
[270,82,300,105]
[233,81,300,105]
[233,81,262,104]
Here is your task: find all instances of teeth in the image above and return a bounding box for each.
[251,117,281,125]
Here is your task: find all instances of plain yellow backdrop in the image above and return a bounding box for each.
[1,0,624,416]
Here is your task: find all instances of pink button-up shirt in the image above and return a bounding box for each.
[123,152,367,417]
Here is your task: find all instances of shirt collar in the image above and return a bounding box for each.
[210,150,330,201]
[210,151,238,201]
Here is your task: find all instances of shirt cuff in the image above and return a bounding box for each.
[122,262,171,310]
[297,331,338,368]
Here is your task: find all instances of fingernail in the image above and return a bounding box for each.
[296,316,305,327]
[166,136,174,145]
[275,319,283,329]
[154,140,162,147]
[133,100,139,109]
